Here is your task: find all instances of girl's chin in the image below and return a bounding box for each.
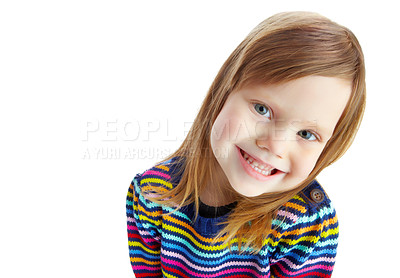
[229,181,268,197]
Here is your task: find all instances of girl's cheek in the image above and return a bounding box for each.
[211,119,231,145]
[292,152,320,180]
[211,112,246,143]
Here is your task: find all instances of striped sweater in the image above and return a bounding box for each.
[126,157,339,277]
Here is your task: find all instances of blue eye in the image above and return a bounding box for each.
[298,130,318,141]
[254,103,271,119]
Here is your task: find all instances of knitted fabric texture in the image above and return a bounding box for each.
[126,157,339,277]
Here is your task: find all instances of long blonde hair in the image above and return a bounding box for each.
[144,11,366,254]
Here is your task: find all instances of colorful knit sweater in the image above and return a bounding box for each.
[126,157,339,277]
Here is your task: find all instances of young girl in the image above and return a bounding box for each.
[126,11,365,278]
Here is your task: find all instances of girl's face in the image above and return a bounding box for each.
[210,76,351,197]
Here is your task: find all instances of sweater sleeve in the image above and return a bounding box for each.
[269,199,339,278]
[126,173,163,277]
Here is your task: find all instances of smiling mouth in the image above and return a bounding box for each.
[239,148,279,177]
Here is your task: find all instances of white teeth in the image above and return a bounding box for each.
[248,160,272,176]
[242,149,274,176]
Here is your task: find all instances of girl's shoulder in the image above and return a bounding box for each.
[273,180,337,229]
[269,181,339,267]
[132,156,184,192]
[298,180,333,210]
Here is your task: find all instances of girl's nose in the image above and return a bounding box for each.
[255,122,291,159]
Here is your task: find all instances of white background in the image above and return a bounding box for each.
[1,0,399,277]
